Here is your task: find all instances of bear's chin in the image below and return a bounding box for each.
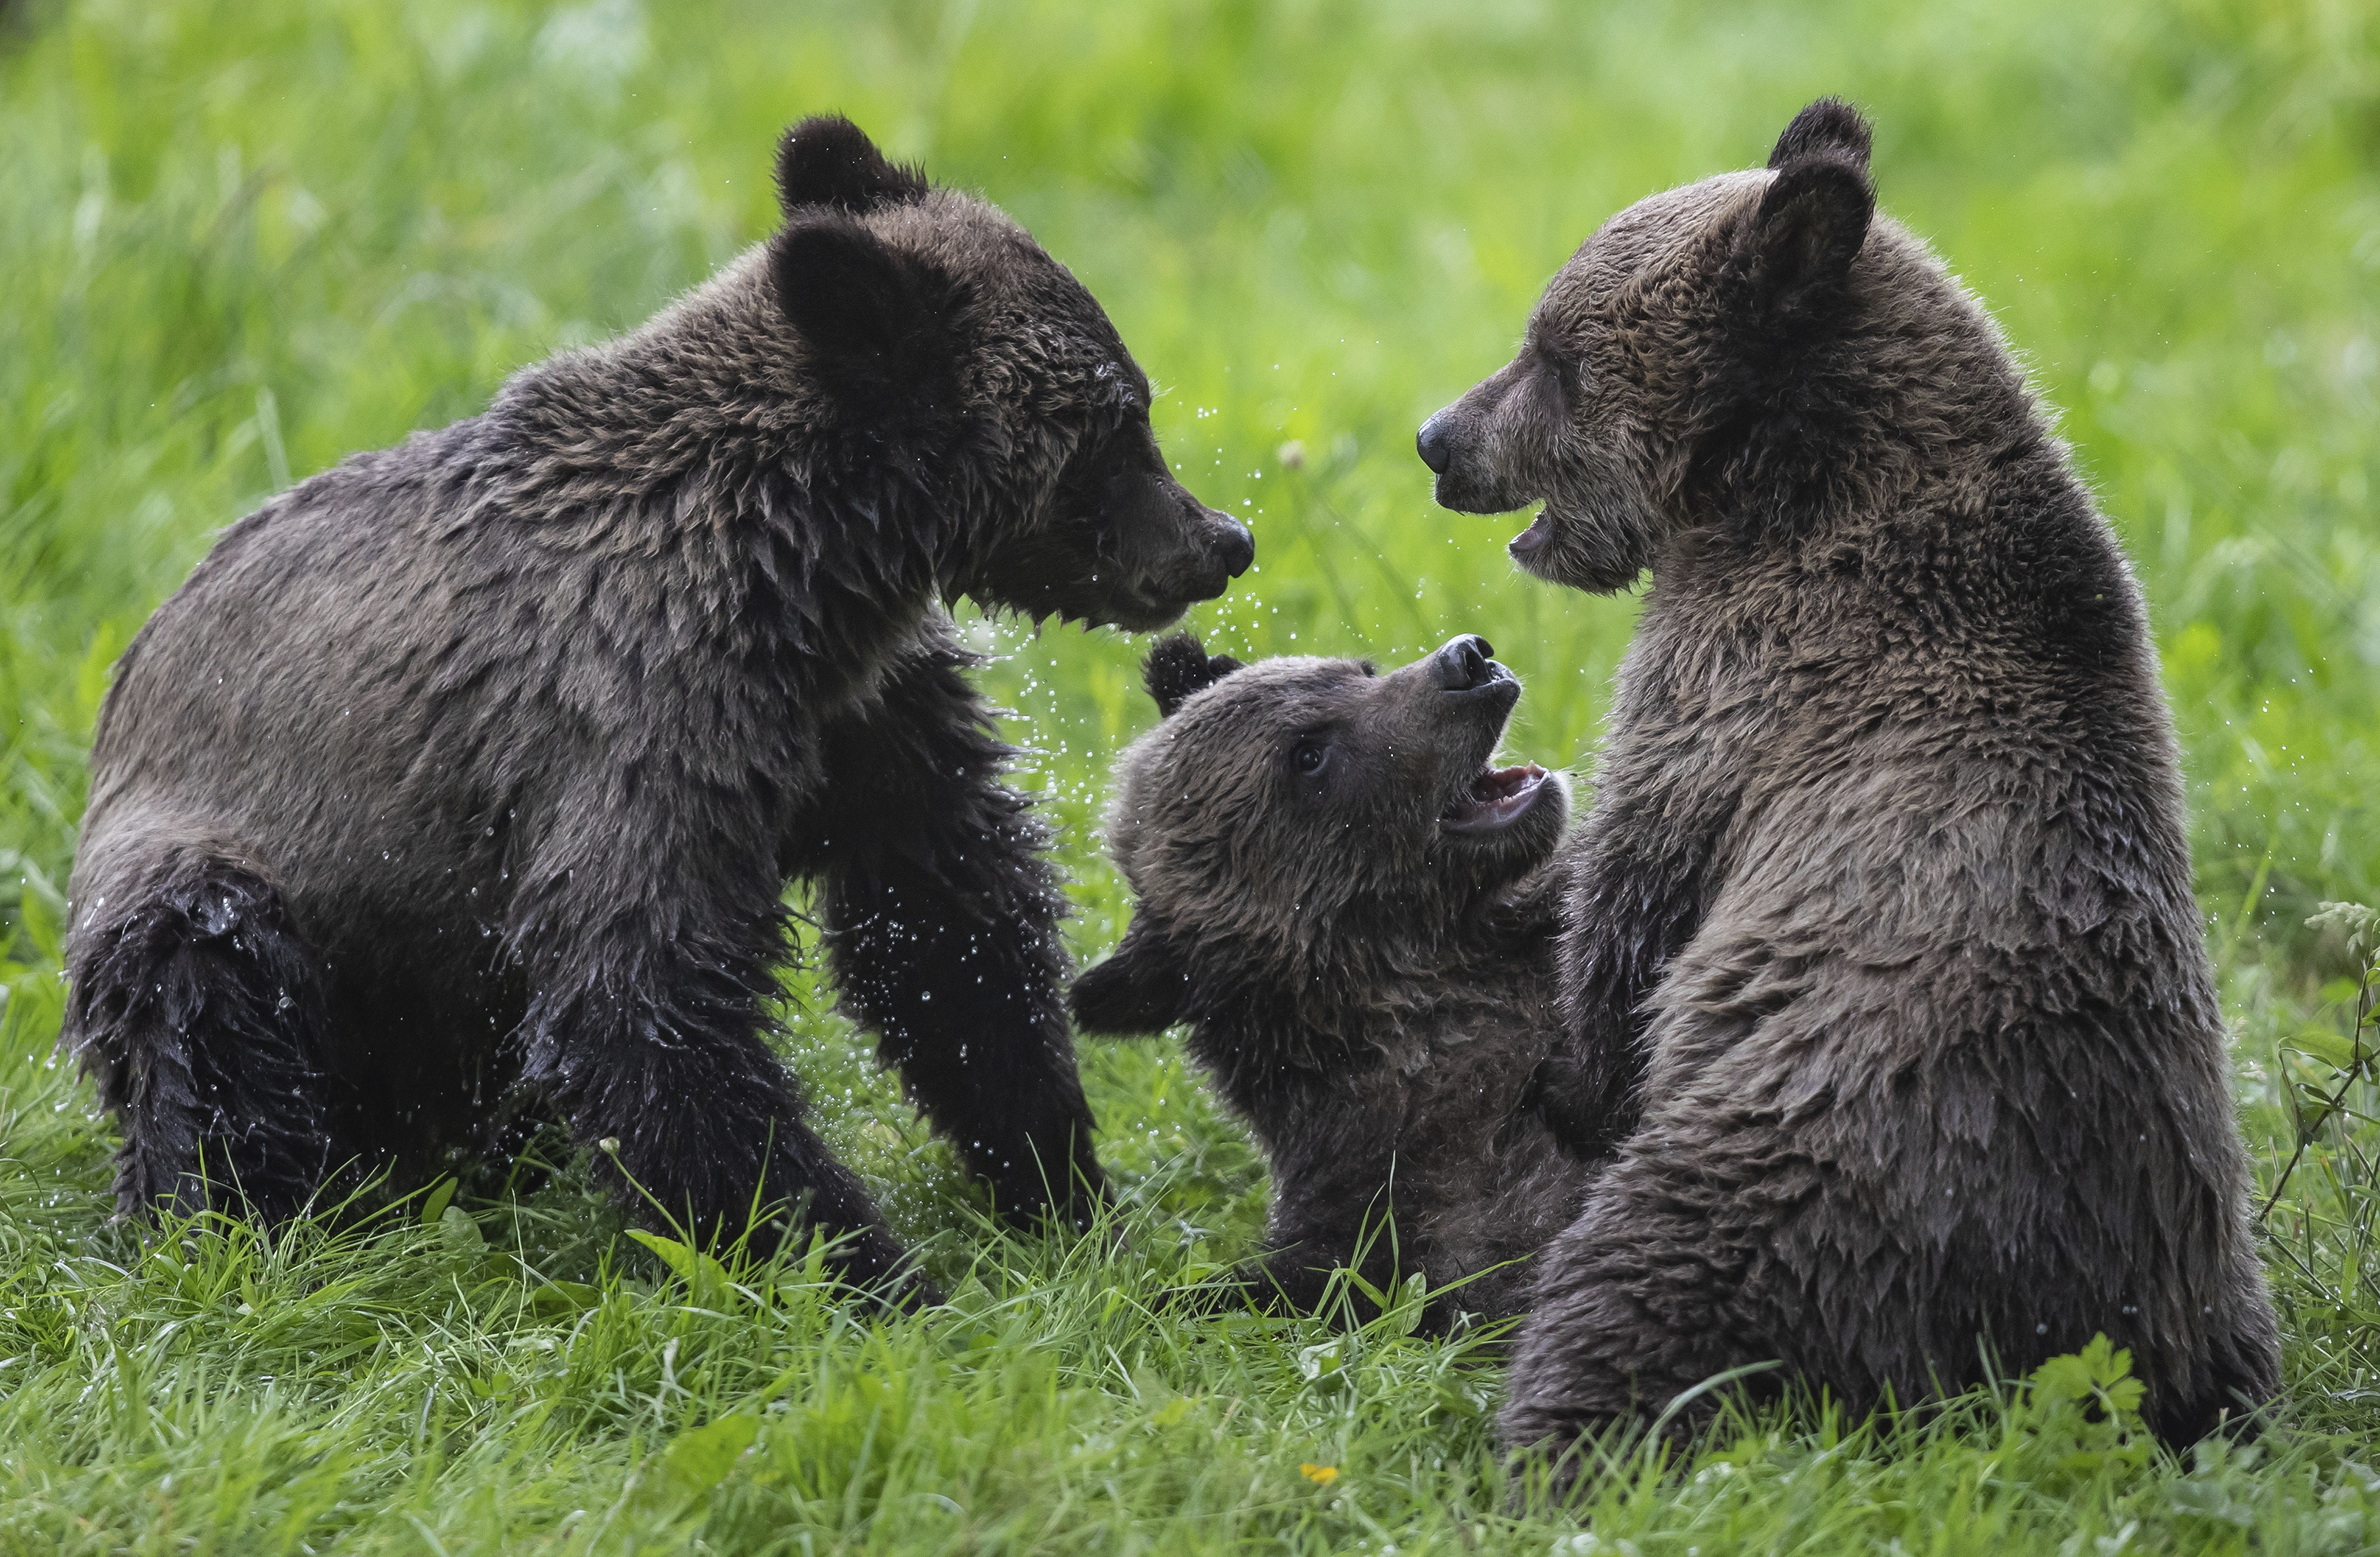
[1509,503,1659,595]
[1093,591,1196,634]
[1438,764,1569,889]
[967,583,1191,634]
[973,566,1235,633]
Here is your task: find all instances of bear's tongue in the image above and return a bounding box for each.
[1442,763,1548,833]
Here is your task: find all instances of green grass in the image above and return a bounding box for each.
[4,0,2379,1549]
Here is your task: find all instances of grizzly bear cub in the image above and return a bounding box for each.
[1071,632,1605,1324]
[64,116,1251,1301]
[1420,99,2280,1452]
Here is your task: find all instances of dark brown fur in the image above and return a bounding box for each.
[63,117,1252,1300]
[1072,634,1605,1324]
[1420,100,2279,1451]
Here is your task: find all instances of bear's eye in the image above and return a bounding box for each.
[1535,344,1581,403]
[1292,740,1328,776]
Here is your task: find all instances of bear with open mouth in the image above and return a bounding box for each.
[1071,633,1612,1326]
[1421,98,2280,1457]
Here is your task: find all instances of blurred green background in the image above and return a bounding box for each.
[3,1,2377,1550]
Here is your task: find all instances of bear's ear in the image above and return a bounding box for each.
[1144,633,1246,717]
[770,211,965,382]
[1766,97,1871,172]
[1069,919,1192,1035]
[775,115,929,215]
[1747,99,1875,315]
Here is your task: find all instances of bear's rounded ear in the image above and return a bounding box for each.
[1144,632,1246,718]
[1766,97,1871,173]
[1069,918,1192,1036]
[770,211,966,384]
[775,115,929,216]
[1747,98,1875,317]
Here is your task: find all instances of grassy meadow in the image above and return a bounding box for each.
[4,0,2380,1549]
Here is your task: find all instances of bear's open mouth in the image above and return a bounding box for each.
[1441,763,1549,833]
[1509,510,1553,561]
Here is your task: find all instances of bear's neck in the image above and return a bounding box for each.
[1180,893,1557,1109]
[1690,285,2061,550]
[459,259,973,680]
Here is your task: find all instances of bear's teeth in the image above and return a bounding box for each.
[1443,763,1549,829]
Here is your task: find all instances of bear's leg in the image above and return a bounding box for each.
[498,752,931,1301]
[800,637,1105,1229]
[1547,778,1737,1158]
[63,856,334,1223]
[563,1027,915,1293]
[1236,1222,1413,1326]
[512,906,923,1300]
[1498,1150,1780,1465]
[2148,1255,2283,1446]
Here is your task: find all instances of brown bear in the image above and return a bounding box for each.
[62,117,1252,1301]
[1070,632,1606,1325]
[1417,99,2279,1451]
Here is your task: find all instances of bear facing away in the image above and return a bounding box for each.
[1418,100,2279,1449]
[64,117,1252,1298]
[1071,632,1606,1325]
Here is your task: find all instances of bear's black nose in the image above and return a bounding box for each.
[1211,516,1255,578]
[1416,411,1455,475]
[1432,634,1496,691]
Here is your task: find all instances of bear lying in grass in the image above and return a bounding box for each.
[1071,633,1606,1325]
[1420,98,2280,1453]
[64,117,1251,1302]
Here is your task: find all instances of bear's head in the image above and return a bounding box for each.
[1416,98,1932,592]
[1071,633,1569,1037]
[768,116,1253,630]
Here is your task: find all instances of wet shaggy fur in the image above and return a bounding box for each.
[1071,634,1605,1325]
[63,116,1252,1299]
[1420,100,2280,1450]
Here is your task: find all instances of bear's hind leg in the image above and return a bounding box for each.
[64,856,334,1224]
[1499,1151,1781,1462]
[2148,1266,2282,1446]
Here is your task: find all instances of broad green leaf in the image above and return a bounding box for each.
[626,1228,732,1291]
[527,1281,601,1319]
[437,1205,485,1252]
[1297,1338,1347,1384]
[654,1413,760,1504]
[2285,1027,2367,1072]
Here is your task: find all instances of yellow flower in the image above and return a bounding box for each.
[1299,1463,1340,1486]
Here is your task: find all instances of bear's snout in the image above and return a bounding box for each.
[1206,512,1256,580]
[1416,396,1535,515]
[1417,403,1502,510]
[1430,633,1497,691]
[1138,501,1251,612]
[1416,410,1457,475]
